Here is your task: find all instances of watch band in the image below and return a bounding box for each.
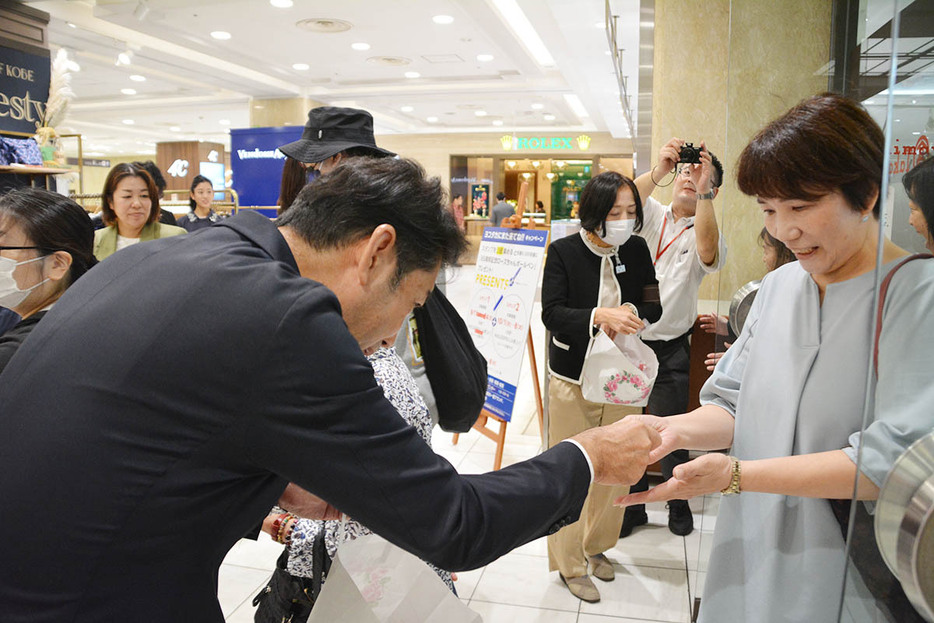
[720,456,742,495]
[696,190,715,201]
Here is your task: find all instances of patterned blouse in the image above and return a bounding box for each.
[282,347,454,592]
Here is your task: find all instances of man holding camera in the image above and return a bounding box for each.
[623,137,727,537]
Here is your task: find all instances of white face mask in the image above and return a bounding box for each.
[599,219,635,247]
[0,255,48,310]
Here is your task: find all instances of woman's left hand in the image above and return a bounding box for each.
[614,453,733,506]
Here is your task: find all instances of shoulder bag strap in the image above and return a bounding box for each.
[874,253,934,376]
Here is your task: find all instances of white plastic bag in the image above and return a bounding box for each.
[308,534,481,623]
[579,331,658,406]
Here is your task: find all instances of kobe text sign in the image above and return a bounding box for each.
[0,45,50,134]
[467,228,548,421]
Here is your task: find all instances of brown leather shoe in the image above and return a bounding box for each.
[559,573,600,602]
[588,553,615,581]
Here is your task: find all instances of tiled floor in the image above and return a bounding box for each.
[218,263,720,621]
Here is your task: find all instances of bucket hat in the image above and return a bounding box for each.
[278,106,395,163]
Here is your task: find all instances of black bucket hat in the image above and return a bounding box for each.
[278,106,395,164]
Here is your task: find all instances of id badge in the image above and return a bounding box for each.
[615,263,626,274]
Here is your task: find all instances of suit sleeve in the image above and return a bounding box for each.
[541,242,595,337]
[242,289,591,571]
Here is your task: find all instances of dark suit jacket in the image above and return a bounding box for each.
[542,232,661,381]
[0,212,590,622]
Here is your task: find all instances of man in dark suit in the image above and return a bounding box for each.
[0,157,659,622]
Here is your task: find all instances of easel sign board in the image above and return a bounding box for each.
[467,227,548,421]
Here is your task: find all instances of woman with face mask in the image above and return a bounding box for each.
[0,188,96,374]
[540,171,661,603]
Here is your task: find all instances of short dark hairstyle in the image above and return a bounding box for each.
[452,194,463,201]
[758,226,795,269]
[579,171,643,236]
[0,187,96,287]
[101,163,161,227]
[131,161,166,194]
[737,93,884,217]
[188,175,213,210]
[708,151,724,188]
[904,156,934,242]
[496,192,506,201]
[277,158,467,283]
[535,200,544,210]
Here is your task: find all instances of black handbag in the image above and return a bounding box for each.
[253,526,331,623]
[412,286,488,433]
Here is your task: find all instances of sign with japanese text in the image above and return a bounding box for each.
[467,227,548,421]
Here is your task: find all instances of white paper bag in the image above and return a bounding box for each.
[579,331,658,406]
[308,534,481,623]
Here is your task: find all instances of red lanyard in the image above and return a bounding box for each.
[654,217,693,264]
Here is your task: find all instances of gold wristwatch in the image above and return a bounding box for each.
[720,456,742,495]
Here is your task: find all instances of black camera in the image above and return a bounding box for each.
[679,142,702,164]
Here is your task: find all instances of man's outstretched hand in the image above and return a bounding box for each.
[571,418,662,485]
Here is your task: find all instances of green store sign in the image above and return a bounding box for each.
[500,135,592,151]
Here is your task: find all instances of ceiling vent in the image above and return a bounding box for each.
[421,54,464,64]
[295,18,353,33]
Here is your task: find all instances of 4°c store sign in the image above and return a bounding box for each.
[500,134,592,151]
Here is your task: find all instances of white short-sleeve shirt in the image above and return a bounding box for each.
[638,195,726,341]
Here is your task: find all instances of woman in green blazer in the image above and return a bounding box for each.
[94,163,185,260]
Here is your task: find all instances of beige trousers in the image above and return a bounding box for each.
[546,376,640,578]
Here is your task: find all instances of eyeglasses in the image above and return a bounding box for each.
[677,165,695,178]
[0,245,41,251]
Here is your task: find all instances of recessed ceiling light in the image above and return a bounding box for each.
[351,42,370,51]
[404,71,421,78]
[211,31,232,40]
[121,88,137,95]
[170,126,181,132]
[427,116,439,123]
[492,120,503,126]
[270,0,293,7]
[292,63,310,70]
[67,22,77,28]
[295,18,352,33]
[543,114,556,121]
[122,119,135,125]
[129,74,146,82]
[432,15,454,24]
[531,103,544,110]
[475,110,487,117]
[400,105,414,112]
[476,54,494,62]
[116,51,133,66]
[219,119,231,125]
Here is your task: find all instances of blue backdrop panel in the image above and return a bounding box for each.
[230,126,302,208]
